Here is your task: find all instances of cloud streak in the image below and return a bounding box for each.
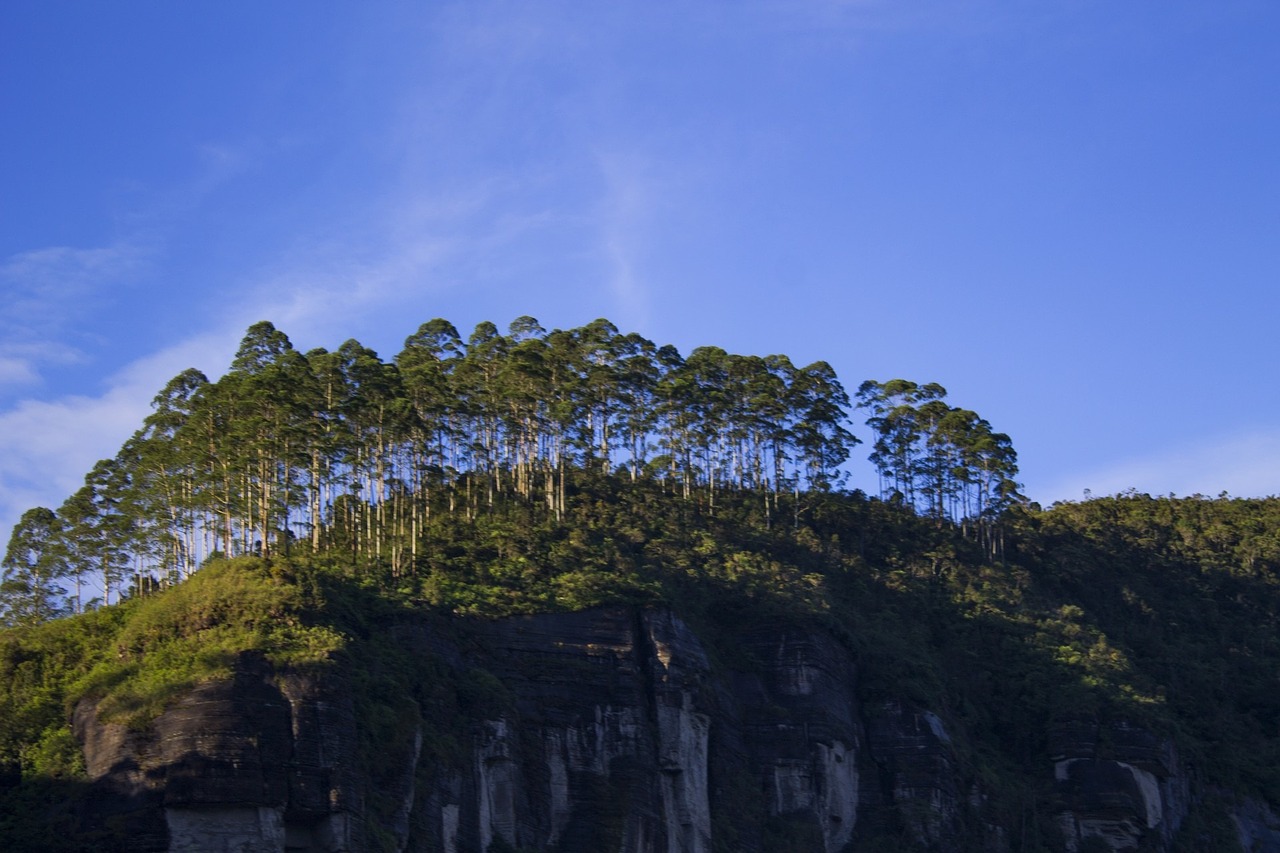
[1,244,148,324]
[0,243,150,384]
[0,330,238,539]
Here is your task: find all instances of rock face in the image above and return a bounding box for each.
[1232,797,1280,853]
[1049,718,1188,853]
[74,653,361,852]
[866,700,964,851]
[72,607,1243,852]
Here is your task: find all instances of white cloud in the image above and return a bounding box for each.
[0,177,518,541]
[0,330,238,542]
[0,357,38,386]
[1,244,147,320]
[0,342,85,389]
[1038,430,1280,504]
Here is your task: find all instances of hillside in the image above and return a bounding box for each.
[3,481,1280,850]
[2,318,1279,851]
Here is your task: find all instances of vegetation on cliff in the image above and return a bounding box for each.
[0,317,1017,621]
[1,318,1277,850]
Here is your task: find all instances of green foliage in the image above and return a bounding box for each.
[0,604,126,778]
[73,557,344,725]
[1,507,71,627]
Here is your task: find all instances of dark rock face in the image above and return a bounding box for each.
[866,699,964,851]
[1231,797,1280,853]
[71,608,1226,852]
[1049,718,1188,852]
[730,625,862,852]
[74,653,361,852]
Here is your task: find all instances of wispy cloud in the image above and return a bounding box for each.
[595,149,663,330]
[0,242,150,385]
[0,357,38,387]
[1038,430,1280,503]
[0,177,527,538]
[1,243,148,330]
[0,330,238,539]
[0,343,84,389]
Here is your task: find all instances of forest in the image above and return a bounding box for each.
[1,317,1018,624]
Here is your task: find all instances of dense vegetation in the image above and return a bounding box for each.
[1,318,1275,850]
[0,317,1017,621]
[3,481,1280,849]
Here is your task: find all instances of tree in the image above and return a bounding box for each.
[788,361,857,492]
[125,368,210,579]
[856,379,947,505]
[332,339,408,563]
[397,319,466,523]
[223,322,316,557]
[857,379,1021,538]
[23,314,894,611]
[1,508,69,627]
[572,318,624,476]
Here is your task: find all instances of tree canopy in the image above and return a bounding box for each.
[2,318,1020,619]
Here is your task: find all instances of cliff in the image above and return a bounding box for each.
[69,605,1246,853]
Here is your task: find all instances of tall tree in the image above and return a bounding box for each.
[125,368,210,578]
[856,379,946,504]
[1,508,69,627]
[225,322,315,557]
[397,319,466,522]
[857,378,1020,532]
[789,361,857,492]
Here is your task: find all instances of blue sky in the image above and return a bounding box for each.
[3,1,1279,537]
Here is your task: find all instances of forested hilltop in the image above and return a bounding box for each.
[3,319,1278,852]
[1,317,1017,620]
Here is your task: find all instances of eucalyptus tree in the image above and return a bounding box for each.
[301,347,348,550]
[733,355,767,491]
[571,318,626,476]
[329,339,409,562]
[85,458,134,603]
[967,424,1019,520]
[454,321,510,513]
[222,321,316,557]
[179,372,243,557]
[788,361,857,492]
[760,354,798,503]
[913,396,958,520]
[653,344,695,496]
[856,379,947,505]
[396,319,465,523]
[857,379,1019,533]
[614,331,661,482]
[1,508,69,627]
[30,314,889,602]
[55,486,99,611]
[541,327,587,517]
[121,368,210,577]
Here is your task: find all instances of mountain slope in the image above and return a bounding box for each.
[3,485,1280,851]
